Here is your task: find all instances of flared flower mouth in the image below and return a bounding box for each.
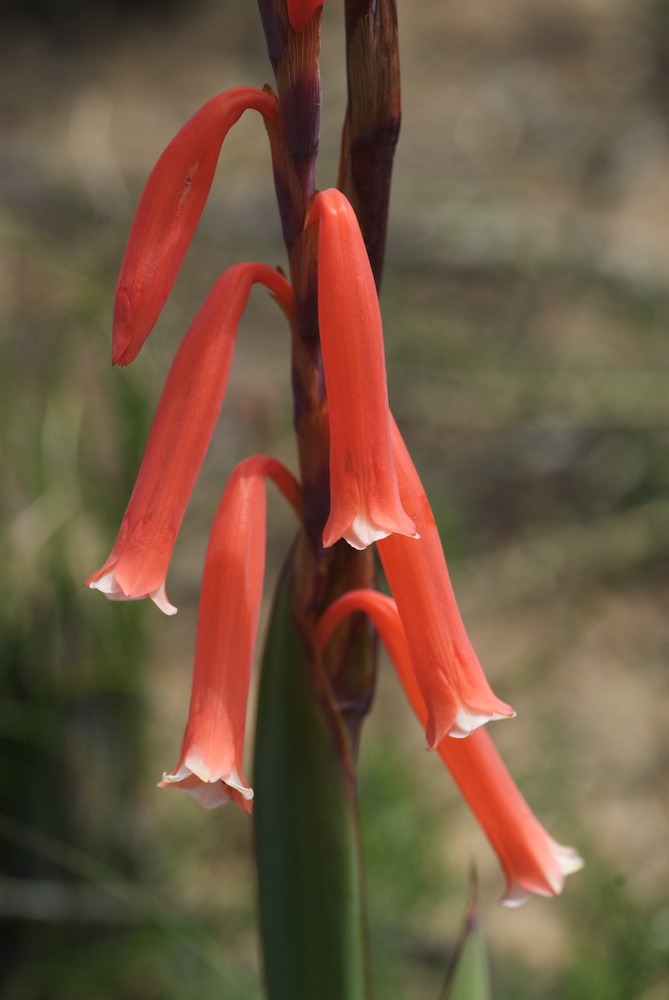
[87,566,177,616]
[501,838,585,908]
[159,761,254,812]
[339,511,410,550]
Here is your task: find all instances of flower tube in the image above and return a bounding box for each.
[309,188,417,550]
[87,263,292,613]
[113,87,277,365]
[376,415,514,747]
[160,455,301,810]
[316,590,583,905]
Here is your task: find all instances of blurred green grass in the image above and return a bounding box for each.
[2,0,669,997]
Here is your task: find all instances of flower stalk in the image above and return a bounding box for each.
[339,0,401,286]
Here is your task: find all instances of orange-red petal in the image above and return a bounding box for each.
[316,590,582,905]
[113,87,277,366]
[159,455,300,811]
[376,414,514,746]
[309,189,417,550]
[87,263,292,613]
[437,728,584,907]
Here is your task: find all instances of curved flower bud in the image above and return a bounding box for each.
[376,414,514,746]
[309,188,417,550]
[159,455,301,811]
[287,0,323,33]
[87,263,292,613]
[113,87,277,365]
[316,590,583,905]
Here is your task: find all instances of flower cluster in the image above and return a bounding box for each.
[88,77,582,903]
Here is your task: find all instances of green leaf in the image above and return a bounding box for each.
[253,558,368,1000]
[441,878,492,1000]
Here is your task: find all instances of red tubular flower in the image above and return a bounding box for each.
[287,0,322,33]
[113,87,277,366]
[309,189,417,550]
[316,590,583,905]
[376,414,514,747]
[160,455,301,810]
[87,263,292,614]
[435,728,584,906]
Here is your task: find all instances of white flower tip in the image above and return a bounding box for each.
[344,520,391,550]
[500,882,533,908]
[223,766,255,801]
[338,513,420,551]
[159,768,187,786]
[87,569,178,614]
[550,840,585,880]
[88,567,125,599]
[159,759,254,810]
[447,703,516,739]
[158,770,233,810]
[500,841,584,907]
[150,582,178,616]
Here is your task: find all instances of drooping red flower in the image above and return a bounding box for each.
[286,0,323,33]
[113,87,276,366]
[435,727,585,906]
[160,455,301,810]
[316,590,583,905]
[309,189,417,550]
[87,263,292,613]
[375,414,514,746]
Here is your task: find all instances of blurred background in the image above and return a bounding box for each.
[2,0,669,996]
